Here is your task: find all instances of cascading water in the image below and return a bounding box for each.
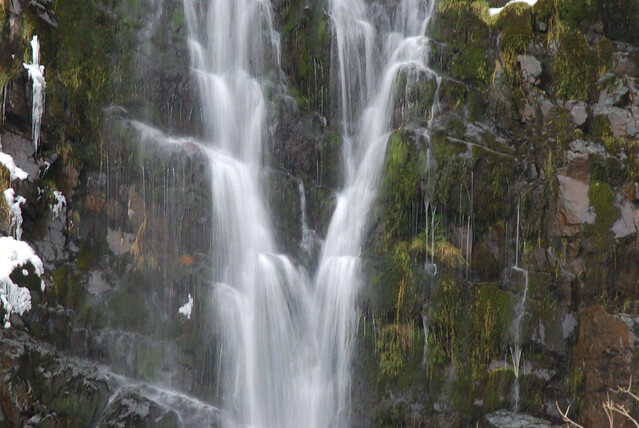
[311,0,439,425]
[181,0,440,426]
[182,1,314,426]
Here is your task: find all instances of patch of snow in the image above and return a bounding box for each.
[23,35,46,153]
[178,294,194,320]
[0,152,28,181]
[50,190,66,218]
[0,236,44,328]
[489,0,538,16]
[4,188,26,241]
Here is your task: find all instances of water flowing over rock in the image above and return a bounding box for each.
[3,0,639,426]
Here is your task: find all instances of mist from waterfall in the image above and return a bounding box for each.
[182,0,439,426]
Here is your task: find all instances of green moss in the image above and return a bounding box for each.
[50,265,86,309]
[318,132,342,189]
[588,180,618,230]
[438,78,468,112]
[107,291,149,330]
[472,146,515,230]
[278,0,330,113]
[0,166,9,225]
[431,131,468,162]
[601,0,639,43]
[552,26,596,101]
[136,342,164,381]
[470,283,514,372]
[393,69,438,127]
[480,367,516,410]
[428,275,465,370]
[431,0,494,84]
[380,132,424,242]
[493,3,534,53]
[557,0,598,29]
[533,0,556,23]
[596,37,614,74]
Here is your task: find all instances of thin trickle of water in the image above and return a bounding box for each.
[297,178,315,256]
[515,198,521,268]
[510,203,528,412]
[510,267,529,412]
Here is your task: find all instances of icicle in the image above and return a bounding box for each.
[4,189,26,241]
[2,84,7,127]
[515,198,521,268]
[23,35,46,153]
[178,294,194,319]
[50,190,66,218]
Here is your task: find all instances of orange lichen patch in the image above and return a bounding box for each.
[179,255,195,266]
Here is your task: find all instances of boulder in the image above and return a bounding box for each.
[484,410,556,427]
[564,101,588,126]
[554,175,595,236]
[517,55,542,85]
[573,305,635,428]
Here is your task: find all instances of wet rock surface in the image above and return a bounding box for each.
[1,0,639,426]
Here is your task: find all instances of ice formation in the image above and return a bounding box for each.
[0,236,45,328]
[23,35,46,152]
[0,152,28,181]
[50,190,66,218]
[178,294,193,319]
[4,188,26,241]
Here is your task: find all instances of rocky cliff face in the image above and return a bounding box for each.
[1,0,639,426]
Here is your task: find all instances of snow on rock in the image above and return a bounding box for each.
[23,35,46,153]
[50,190,66,218]
[489,0,538,16]
[0,236,44,328]
[0,152,28,181]
[4,188,26,241]
[178,294,194,320]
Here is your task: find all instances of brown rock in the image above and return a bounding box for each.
[573,305,635,427]
[554,175,595,236]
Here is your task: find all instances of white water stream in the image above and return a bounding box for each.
[181,0,439,426]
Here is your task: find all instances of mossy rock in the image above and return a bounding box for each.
[431,130,468,162]
[380,132,427,242]
[552,26,597,101]
[601,0,639,43]
[471,146,515,230]
[427,274,466,369]
[557,0,599,29]
[588,180,618,230]
[107,290,149,330]
[492,3,534,54]
[431,0,494,84]
[533,0,557,23]
[470,283,515,368]
[277,0,330,114]
[479,367,517,411]
[392,68,438,128]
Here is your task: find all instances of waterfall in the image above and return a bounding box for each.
[311,0,439,425]
[181,0,439,426]
[182,1,315,426]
